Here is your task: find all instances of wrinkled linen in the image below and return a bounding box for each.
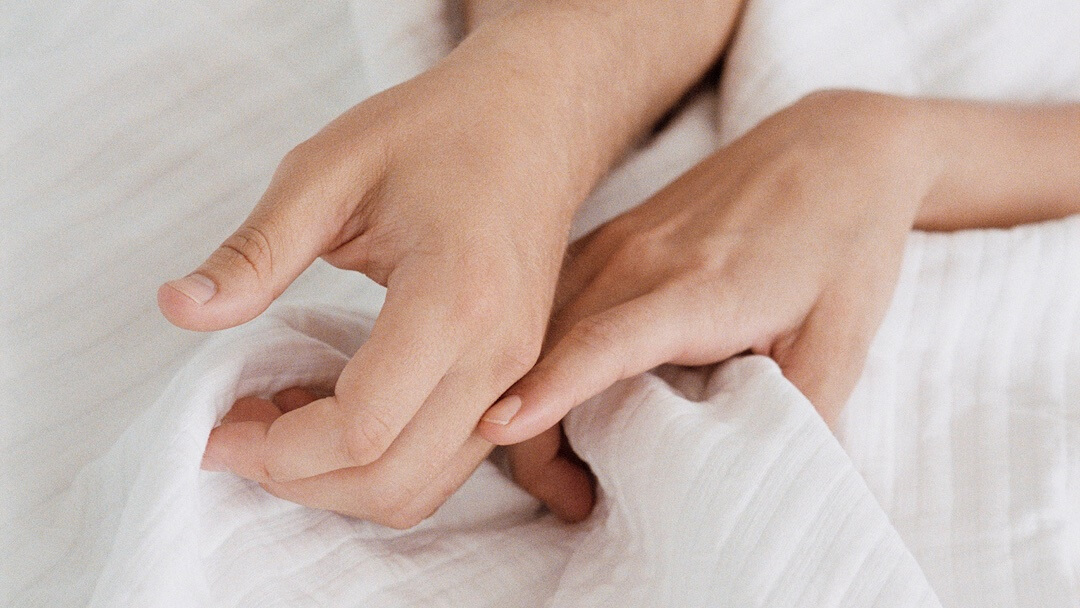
[4,0,1080,606]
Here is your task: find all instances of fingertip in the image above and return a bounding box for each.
[476,419,520,445]
[478,394,530,445]
[202,397,281,479]
[222,396,282,424]
[478,390,571,446]
[200,445,229,473]
[480,395,522,426]
[157,281,205,330]
[477,411,544,446]
[543,458,595,523]
[202,420,274,482]
[260,395,367,482]
[506,428,596,523]
[157,278,228,332]
[201,426,233,473]
[156,274,269,332]
[519,456,595,523]
[202,422,232,472]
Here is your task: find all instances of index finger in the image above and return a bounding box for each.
[260,274,462,482]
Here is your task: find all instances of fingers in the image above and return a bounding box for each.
[777,281,891,427]
[506,426,594,522]
[258,276,464,482]
[362,366,507,488]
[158,141,384,332]
[260,434,493,530]
[202,396,281,477]
[551,223,623,314]
[208,390,495,529]
[547,264,656,346]
[264,363,511,502]
[158,206,323,332]
[479,292,687,445]
[272,386,327,413]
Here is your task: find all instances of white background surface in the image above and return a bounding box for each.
[3,0,1079,605]
[3,0,387,515]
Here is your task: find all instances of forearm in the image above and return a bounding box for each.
[454,0,743,207]
[915,99,1080,230]
[464,0,520,28]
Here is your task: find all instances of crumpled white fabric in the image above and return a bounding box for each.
[9,304,939,607]
[5,0,1080,606]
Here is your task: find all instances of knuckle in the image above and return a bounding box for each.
[372,486,413,516]
[771,158,820,203]
[274,138,352,200]
[453,281,505,324]
[217,224,275,282]
[797,88,854,112]
[343,406,397,465]
[410,500,442,526]
[797,89,882,125]
[569,314,621,355]
[259,481,328,511]
[389,494,446,530]
[681,241,725,275]
[494,338,542,382]
[259,459,281,484]
[259,482,288,501]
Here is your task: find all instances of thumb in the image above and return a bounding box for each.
[158,213,323,331]
[479,293,685,445]
[158,143,378,331]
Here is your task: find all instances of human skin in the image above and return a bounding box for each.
[477,91,1080,508]
[194,86,1080,524]
[158,0,745,527]
[164,0,1080,524]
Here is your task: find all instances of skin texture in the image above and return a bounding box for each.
[478,92,1080,519]
[483,91,931,444]
[162,0,1080,525]
[160,0,744,527]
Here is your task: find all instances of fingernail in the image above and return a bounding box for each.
[482,395,523,425]
[167,273,217,305]
[201,453,229,472]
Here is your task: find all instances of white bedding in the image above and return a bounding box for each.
[3,0,1079,606]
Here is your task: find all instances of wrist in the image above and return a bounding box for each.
[454,9,631,198]
[911,98,977,230]
[913,99,1080,231]
[448,1,734,209]
[792,90,945,228]
[889,95,951,228]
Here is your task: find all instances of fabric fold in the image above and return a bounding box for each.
[11,306,940,607]
[6,0,1080,605]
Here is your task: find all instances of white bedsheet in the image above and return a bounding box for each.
[3,0,1079,606]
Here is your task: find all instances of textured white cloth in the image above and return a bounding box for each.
[3,0,1080,606]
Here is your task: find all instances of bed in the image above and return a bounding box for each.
[4,0,1079,605]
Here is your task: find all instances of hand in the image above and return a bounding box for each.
[204,388,595,524]
[162,0,746,526]
[480,90,937,447]
[160,33,599,527]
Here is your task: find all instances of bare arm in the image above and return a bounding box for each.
[458,0,744,204]
[916,100,1080,230]
[179,0,750,526]
[479,90,1080,446]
